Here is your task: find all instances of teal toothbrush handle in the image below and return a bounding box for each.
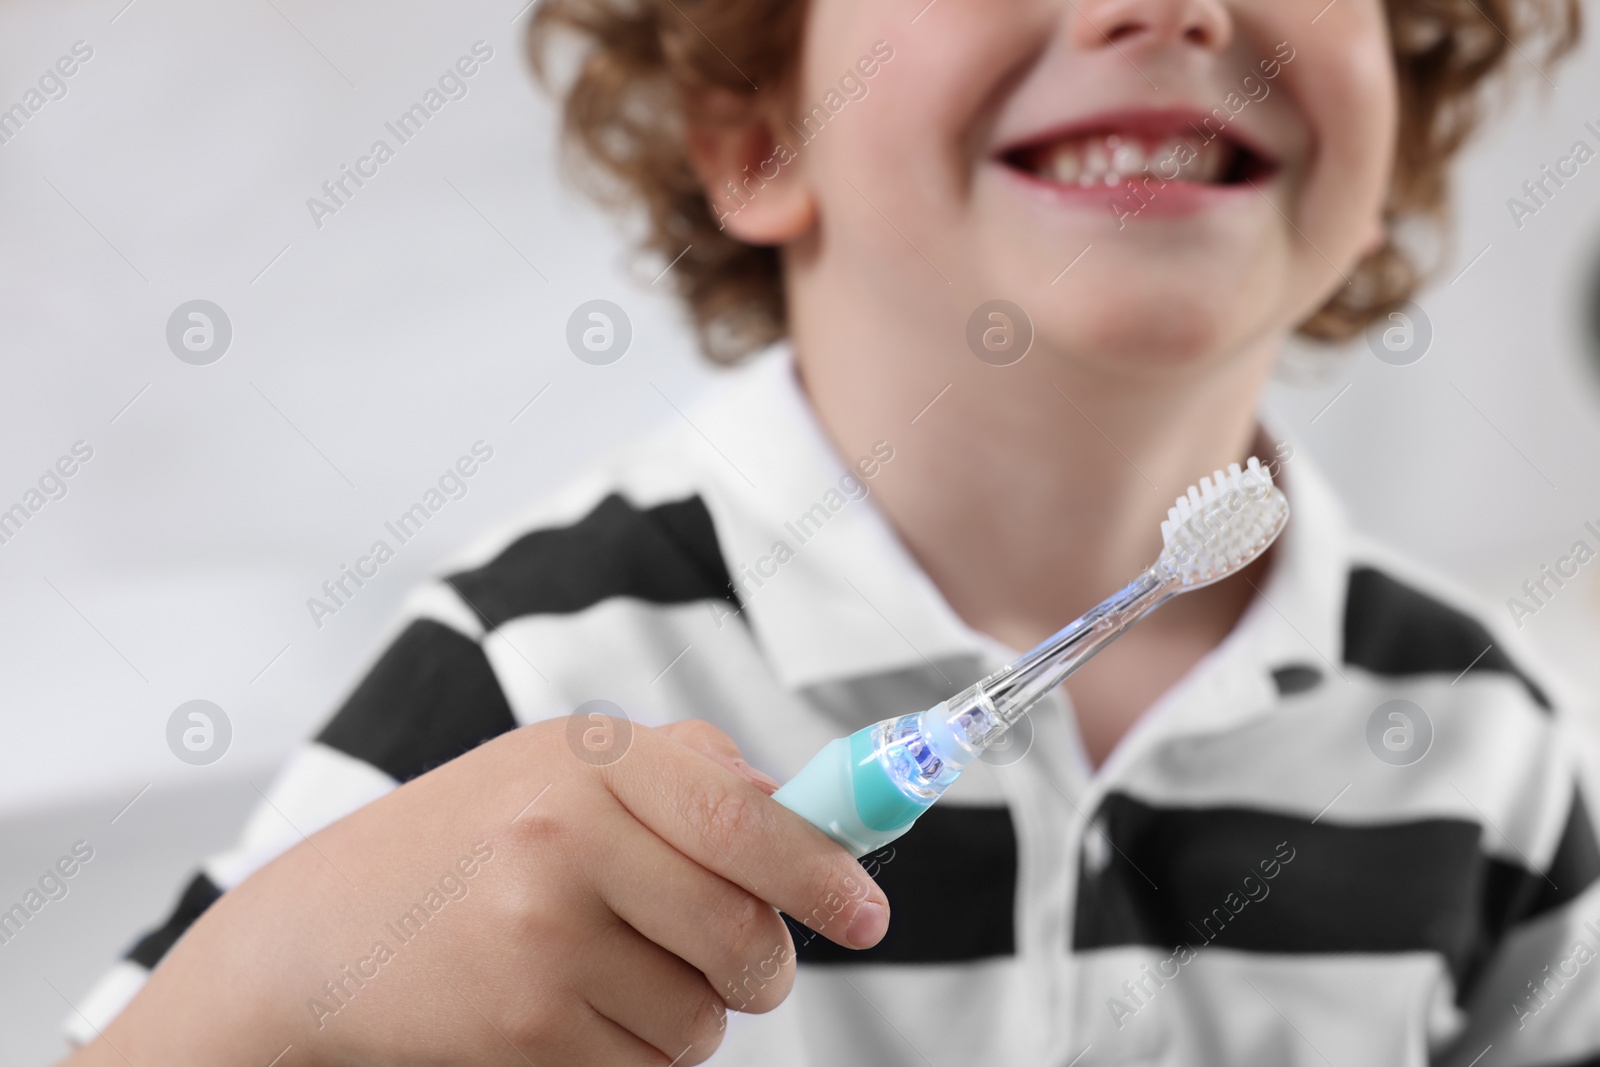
[772,723,940,859]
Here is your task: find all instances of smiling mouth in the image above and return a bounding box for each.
[1001,124,1275,191]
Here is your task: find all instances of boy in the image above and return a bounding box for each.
[65,0,1594,1064]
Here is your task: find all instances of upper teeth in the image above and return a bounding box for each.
[1036,133,1229,187]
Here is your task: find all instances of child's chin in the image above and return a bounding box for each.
[1037,302,1250,372]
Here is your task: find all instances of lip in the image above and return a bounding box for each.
[991,106,1281,221]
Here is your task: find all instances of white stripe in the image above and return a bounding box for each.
[1114,672,1571,866]
[792,960,1037,1066]
[429,448,709,576]
[1436,882,1600,1065]
[203,743,395,890]
[1068,947,1457,1064]
[484,597,805,760]
[62,960,147,1047]
[402,580,485,639]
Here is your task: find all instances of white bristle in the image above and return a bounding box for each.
[1156,455,1290,588]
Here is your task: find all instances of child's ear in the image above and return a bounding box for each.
[685,90,815,245]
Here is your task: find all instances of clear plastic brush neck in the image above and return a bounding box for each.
[873,566,1175,801]
[973,566,1172,737]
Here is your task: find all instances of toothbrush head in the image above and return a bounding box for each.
[1157,456,1289,589]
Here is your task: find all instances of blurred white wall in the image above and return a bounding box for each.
[1,2,1598,1063]
[0,0,717,818]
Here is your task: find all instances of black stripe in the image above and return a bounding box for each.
[445,493,738,631]
[1441,1055,1600,1067]
[1073,790,1600,998]
[317,619,519,783]
[1524,786,1600,918]
[126,871,222,969]
[1343,566,1551,709]
[791,806,1016,965]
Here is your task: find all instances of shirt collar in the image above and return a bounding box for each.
[1227,421,1351,684]
[680,342,990,690]
[678,343,1353,711]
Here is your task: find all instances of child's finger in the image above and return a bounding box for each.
[586,802,797,1013]
[581,919,728,1065]
[602,727,891,952]
[657,719,782,793]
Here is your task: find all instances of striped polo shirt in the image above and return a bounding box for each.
[73,345,1600,1066]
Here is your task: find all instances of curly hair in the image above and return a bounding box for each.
[528,0,1580,363]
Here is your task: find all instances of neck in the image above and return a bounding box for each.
[789,293,1282,654]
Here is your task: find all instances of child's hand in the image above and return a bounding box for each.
[80,717,889,1067]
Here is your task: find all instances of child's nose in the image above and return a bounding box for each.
[1067,0,1234,55]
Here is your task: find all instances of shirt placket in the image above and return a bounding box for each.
[1039,644,1278,1065]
